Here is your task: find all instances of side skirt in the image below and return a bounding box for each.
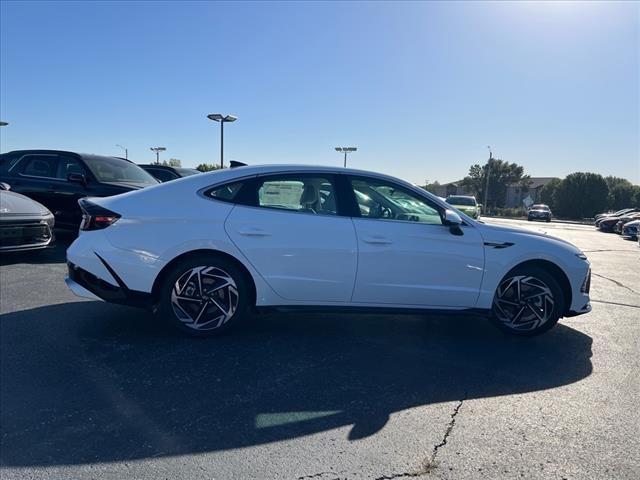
[255,305,493,317]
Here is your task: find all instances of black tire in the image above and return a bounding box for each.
[527,217,532,221]
[490,265,565,336]
[546,218,551,223]
[156,255,251,337]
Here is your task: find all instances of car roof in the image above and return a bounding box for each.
[3,150,134,163]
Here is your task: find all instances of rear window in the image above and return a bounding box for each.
[82,156,158,185]
[175,168,200,177]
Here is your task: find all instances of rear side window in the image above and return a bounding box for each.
[256,175,337,215]
[20,155,59,178]
[0,153,21,175]
[206,181,245,202]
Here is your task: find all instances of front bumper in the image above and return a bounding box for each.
[0,220,53,252]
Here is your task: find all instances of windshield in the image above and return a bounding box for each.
[83,156,158,185]
[446,196,476,207]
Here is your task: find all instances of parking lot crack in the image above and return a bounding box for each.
[591,299,640,309]
[591,272,640,296]
[372,396,467,480]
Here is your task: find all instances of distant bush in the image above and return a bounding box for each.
[553,172,608,218]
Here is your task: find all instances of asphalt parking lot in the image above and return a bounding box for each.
[1,219,638,480]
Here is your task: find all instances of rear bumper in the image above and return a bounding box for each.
[66,261,152,308]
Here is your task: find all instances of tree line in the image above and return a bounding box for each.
[424,158,640,219]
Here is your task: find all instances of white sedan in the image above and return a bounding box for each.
[65,164,592,337]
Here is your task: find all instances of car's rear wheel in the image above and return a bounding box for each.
[491,266,565,336]
[157,255,251,337]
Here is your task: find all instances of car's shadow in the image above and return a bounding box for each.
[0,229,74,266]
[0,302,593,467]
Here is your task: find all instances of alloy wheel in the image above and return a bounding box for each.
[171,266,239,331]
[492,275,555,332]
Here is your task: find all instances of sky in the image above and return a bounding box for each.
[0,0,638,185]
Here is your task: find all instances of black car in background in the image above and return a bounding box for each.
[527,204,552,222]
[0,150,158,228]
[139,164,201,182]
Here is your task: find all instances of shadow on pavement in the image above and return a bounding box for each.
[0,229,74,266]
[0,302,593,466]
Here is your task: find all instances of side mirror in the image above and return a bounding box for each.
[443,209,464,236]
[443,209,462,225]
[0,182,10,191]
[67,173,87,185]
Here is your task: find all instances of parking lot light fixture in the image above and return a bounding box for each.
[116,144,128,160]
[207,114,238,168]
[150,147,167,164]
[335,146,357,167]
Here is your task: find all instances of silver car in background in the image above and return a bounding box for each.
[0,182,55,252]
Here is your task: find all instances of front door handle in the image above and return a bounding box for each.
[238,228,271,237]
[362,235,392,245]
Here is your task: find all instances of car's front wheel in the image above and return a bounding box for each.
[156,255,251,337]
[491,266,565,336]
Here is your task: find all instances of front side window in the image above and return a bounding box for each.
[350,177,442,224]
[57,156,87,180]
[257,175,337,215]
[20,155,59,178]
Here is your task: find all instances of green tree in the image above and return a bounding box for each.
[160,158,182,167]
[538,178,562,210]
[553,172,608,218]
[632,186,640,208]
[196,163,221,172]
[461,159,530,209]
[608,182,636,210]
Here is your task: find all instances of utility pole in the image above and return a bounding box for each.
[484,146,493,214]
[150,147,166,164]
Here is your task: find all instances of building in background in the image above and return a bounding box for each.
[433,177,556,208]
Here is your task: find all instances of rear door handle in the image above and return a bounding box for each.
[238,228,271,237]
[362,235,392,245]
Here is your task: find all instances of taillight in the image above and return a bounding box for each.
[79,199,121,231]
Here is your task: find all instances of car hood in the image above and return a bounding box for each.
[623,219,640,227]
[0,190,51,216]
[529,209,550,213]
[478,221,581,252]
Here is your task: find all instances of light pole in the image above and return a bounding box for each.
[335,146,357,167]
[116,144,128,160]
[150,147,166,164]
[0,121,8,127]
[484,146,493,214]
[207,114,237,168]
